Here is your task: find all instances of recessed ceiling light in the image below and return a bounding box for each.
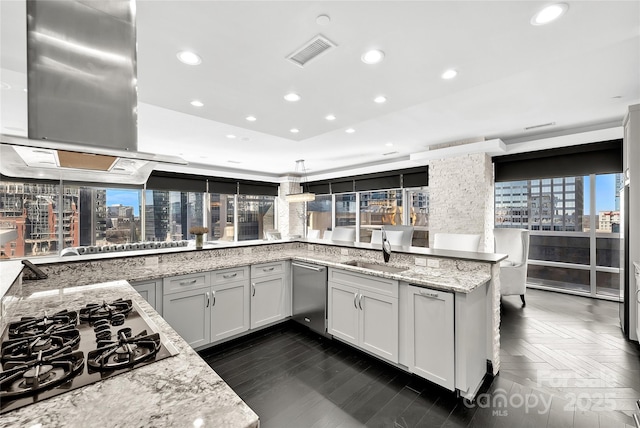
[385,142,394,147]
[316,14,331,25]
[531,3,568,26]
[441,69,457,80]
[325,114,336,121]
[361,50,385,65]
[226,134,237,139]
[284,93,301,102]
[290,128,300,134]
[374,95,387,104]
[176,50,202,65]
[246,115,257,122]
[190,100,204,107]
[345,128,355,134]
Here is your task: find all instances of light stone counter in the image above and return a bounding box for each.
[0,280,259,428]
[15,244,492,297]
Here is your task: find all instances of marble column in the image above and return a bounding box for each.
[277,179,305,238]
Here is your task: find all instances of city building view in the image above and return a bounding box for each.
[495,173,622,297]
[0,181,277,257]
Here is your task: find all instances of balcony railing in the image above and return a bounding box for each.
[526,231,620,299]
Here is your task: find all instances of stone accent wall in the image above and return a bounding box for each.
[428,151,499,373]
[277,180,305,238]
[428,152,495,252]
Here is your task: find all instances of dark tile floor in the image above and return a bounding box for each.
[199,289,639,427]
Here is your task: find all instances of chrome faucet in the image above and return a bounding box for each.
[381,226,391,263]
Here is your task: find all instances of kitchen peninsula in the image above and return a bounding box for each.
[0,239,505,426]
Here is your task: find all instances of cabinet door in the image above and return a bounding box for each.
[212,281,250,342]
[360,291,399,363]
[251,276,286,329]
[407,286,454,390]
[328,282,359,345]
[163,288,211,349]
[132,281,157,311]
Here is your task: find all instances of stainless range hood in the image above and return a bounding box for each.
[0,0,185,185]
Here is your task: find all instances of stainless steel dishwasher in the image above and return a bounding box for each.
[292,262,328,335]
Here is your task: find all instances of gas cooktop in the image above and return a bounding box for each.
[0,298,178,415]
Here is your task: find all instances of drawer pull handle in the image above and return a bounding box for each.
[263,267,275,272]
[206,292,210,308]
[353,293,358,309]
[358,293,363,310]
[419,290,439,299]
[212,290,216,307]
[252,283,256,297]
[636,289,640,304]
[223,273,238,279]
[180,279,198,286]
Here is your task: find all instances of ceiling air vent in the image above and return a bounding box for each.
[286,34,337,67]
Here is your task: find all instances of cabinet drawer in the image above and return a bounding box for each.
[251,261,286,278]
[329,268,398,298]
[163,272,209,295]
[212,266,249,285]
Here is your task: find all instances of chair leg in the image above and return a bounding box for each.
[520,294,526,306]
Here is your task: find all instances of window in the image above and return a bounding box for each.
[209,193,234,241]
[80,186,141,246]
[0,180,63,257]
[237,195,275,241]
[495,173,622,299]
[144,190,205,241]
[407,188,429,247]
[307,195,332,239]
[359,190,402,242]
[335,193,356,227]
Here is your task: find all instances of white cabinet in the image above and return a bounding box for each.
[250,261,289,329]
[131,279,162,314]
[406,285,454,390]
[328,283,359,343]
[163,285,211,349]
[162,268,250,348]
[328,268,398,363]
[212,268,250,342]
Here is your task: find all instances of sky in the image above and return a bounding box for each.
[583,174,619,215]
[106,189,140,216]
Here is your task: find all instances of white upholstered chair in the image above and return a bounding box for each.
[494,228,530,306]
[330,227,356,242]
[322,230,332,240]
[370,229,405,246]
[307,229,321,239]
[380,225,415,246]
[432,233,481,252]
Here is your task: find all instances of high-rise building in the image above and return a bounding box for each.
[145,190,170,241]
[79,188,107,246]
[0,181,80,256]
[495,177,584,231]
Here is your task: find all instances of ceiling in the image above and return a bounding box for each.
[1,1,639,182]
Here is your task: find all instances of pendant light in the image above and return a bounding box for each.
[286,159,316,202]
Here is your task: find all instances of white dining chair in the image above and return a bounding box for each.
[432,233,481,252]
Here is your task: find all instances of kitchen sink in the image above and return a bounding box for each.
[341,260,409,273]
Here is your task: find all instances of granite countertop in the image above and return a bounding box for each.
[19,249,491,295]
[0,280,259,428]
